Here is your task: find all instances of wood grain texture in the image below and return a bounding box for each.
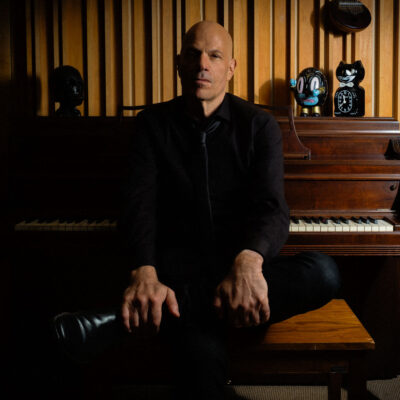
[121,0,133,115]
[376,0,394,117]
[231,300,375,351]
[9,0,400,118]
[161,0,174,101]
[133,0,147,108]
[104,0,121,116]
[232,0,248,100]
[34,0,51,116]
[273,0,288,106]
[61,0,83,115]
[354,0,374,117]
[298,0,314,74]
[151,0,160,103]
[86,0,101,116]
[185,0,202,30]
[254,0,271,105]
[204,0,218,22]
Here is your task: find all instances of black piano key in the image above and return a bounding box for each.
[339,217,349,224]
[319,217,328,224]
[360,217,370,224]
[291,216,299,224]
[352,217,362,224]
[368,216,377,224]
[303,217,312,224]
[331,217,341,224]
[311,217,320,224]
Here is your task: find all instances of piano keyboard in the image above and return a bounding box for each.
[290,217,393,232]
[14,218,117,231]
[15,216,394,232]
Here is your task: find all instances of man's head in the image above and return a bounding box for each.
[177,21,236,112]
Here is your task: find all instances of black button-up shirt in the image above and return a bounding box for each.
[119,93,289,276]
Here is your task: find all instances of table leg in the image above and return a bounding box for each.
[348,355,367,399]
[328,371,342,400]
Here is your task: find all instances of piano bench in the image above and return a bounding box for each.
[228,299,375,400]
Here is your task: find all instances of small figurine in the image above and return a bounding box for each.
[51,65,84,116]
[290,68,328,117]
[334,60,365,117]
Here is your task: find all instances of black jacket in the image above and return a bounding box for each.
[119,93,289,276]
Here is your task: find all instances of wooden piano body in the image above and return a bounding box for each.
[8,114,400,379]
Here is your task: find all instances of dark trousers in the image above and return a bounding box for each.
[160,251,341,400]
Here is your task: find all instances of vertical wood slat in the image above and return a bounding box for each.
[121,0,133,115]
[395,0,400,120]
[273,0,288,106]
[86,0,101,115]
[61,0,84,115]
[34,0,51,116]
[176,0,182,97]
[161,0,174,101]
[354,0,374,117]
[25,0,35,114]
[253,0,271,105]
[297,0,314,74]
[289,0,296,90]
[104,0,121,116]
[204,0,218,22]
[376,0,394,116]
[19,0,400,118]
[52,0,60,68]
[133,0,147,108]
[186,0,202,29]
[151,0,160,103]
[231,0,248,100]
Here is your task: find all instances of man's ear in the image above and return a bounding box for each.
[227,58,237,81]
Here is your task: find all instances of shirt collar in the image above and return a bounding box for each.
[178,93,231,126]
[212,93,231,123]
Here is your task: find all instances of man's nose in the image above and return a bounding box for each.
[198,52,210,70]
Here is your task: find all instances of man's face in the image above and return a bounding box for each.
[178,23,236,105]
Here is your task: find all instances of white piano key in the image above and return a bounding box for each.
[377,219,394,232]
[348,220,361,232]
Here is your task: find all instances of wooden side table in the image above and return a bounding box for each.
[229,299,375,400]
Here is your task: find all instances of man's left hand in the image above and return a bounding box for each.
[213,249,270,327]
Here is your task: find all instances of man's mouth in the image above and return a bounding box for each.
[195,78,211,84]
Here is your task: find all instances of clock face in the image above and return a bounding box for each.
[337,89,353,113]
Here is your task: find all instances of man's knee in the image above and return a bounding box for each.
[300,251,341,298]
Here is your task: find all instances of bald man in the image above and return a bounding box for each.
[119,21,340,399]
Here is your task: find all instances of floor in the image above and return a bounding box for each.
[112,375,400,399]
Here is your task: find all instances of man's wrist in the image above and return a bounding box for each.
[130,265,158,281]
[232,249,264,273]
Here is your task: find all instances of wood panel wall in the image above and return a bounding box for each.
[10,0,400,118]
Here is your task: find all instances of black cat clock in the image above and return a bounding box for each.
[334,60,365,117]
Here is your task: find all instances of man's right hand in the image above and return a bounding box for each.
[121,265,180,334]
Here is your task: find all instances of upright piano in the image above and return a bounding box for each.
[8,114,400,378]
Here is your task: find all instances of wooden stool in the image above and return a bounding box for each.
[229,299,375,400]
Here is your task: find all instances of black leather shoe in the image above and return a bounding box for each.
[52,309,124,364]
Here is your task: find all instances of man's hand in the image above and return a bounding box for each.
[213,250,270,327]
[121,265,180,334]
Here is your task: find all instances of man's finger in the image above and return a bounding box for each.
[165,289,180,317]
[213,294,224,319]
[149,298,163,330]
[130,308,140,329]
[121,302,132,332]
[259,301,270,324]
[137,299,149,325]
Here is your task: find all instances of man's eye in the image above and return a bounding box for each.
[185,50,198,57]
[211,54,221,59]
